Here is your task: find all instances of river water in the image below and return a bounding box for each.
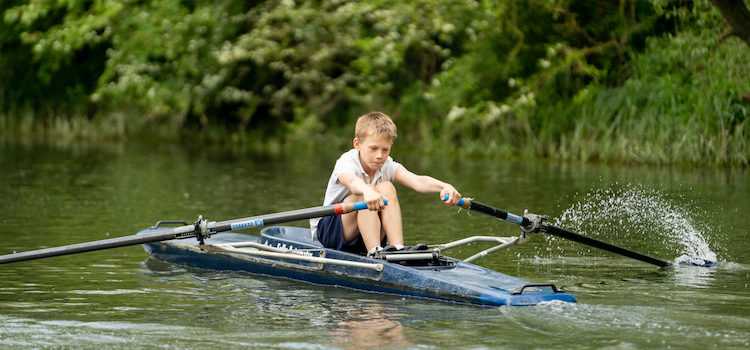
[1,140,748,349]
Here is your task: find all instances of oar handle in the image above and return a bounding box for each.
[455,197,469,209]
[443,195,529,227]
[443,194,467,207]
[352,198,387,211]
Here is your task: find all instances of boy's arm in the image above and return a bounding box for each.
[338,172,386,211]
[394,166,461,206]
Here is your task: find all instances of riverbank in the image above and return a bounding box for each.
[1,2,747,166]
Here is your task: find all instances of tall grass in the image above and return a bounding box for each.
[533,28,748,165]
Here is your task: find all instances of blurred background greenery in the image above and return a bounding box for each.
[1,0,748,165]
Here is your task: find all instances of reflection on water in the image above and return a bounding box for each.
[328,301,411,349]
[672,264,717,288]
[500,301,750,349]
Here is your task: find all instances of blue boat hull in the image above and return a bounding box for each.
[139,226,576,306]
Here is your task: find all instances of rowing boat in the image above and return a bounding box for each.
[138,224,577,306]
[1,197,677,307]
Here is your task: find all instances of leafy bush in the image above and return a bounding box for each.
[1,0,747,164]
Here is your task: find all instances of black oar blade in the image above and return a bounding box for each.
[0,230,180,265]
[543,224,672,267]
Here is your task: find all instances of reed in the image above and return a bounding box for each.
[532,28,748,165]
[408,25,748,166]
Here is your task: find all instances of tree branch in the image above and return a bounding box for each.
[709,0,750,47]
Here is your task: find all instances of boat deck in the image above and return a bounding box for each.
[140,226,576,306]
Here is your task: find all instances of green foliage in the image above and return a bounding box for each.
[93,0,244,135]
[1,0,747,164]
[214,0,480,139]
[1,0,112,119]
[541,17,749,164]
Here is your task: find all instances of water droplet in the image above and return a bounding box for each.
[549,183,717,264]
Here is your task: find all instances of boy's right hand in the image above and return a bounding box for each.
[440,185,462,206]
[364,188,386,211]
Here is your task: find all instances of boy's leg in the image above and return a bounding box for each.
[340,194,374,250]
[374,181,403,247]
[340,182,403,252]
[341,193,384,252]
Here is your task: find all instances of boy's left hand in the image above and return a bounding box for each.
[440,186,461,206]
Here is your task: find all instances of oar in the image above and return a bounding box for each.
[445,196,671,267]
[0,200,383,265]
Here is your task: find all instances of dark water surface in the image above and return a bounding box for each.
[1,141,748,349]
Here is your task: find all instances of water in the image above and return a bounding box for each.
[552,184,717,266]
[1,140,749,349]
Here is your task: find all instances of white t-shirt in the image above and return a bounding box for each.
[310,148,402,238]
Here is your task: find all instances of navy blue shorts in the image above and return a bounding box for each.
[316,214,366,253]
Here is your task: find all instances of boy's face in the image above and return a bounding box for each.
[353,134,393,175]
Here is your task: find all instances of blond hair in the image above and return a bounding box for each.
[355,111,397,141]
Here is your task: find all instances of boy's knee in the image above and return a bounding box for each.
[375,181,397,196]
[343,193,364,202]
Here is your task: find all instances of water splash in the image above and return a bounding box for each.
[550,183,717,266]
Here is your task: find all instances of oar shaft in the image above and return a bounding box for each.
[0,230,179,265]
[543,225,672,267]
[456,198,531,227]
[0,200,379,265]
[211,201,374,232]
[448,197,671,267]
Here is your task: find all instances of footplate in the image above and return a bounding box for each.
[379,250,455,266]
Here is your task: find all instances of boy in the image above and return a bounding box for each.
[310,111,462,257]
